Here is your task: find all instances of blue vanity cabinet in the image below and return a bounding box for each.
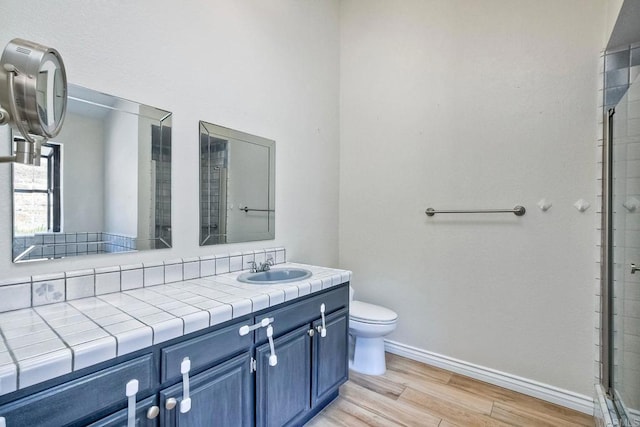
[255,324,312,427]
[255,284,350,427]
[160,320,253,383]
[0,354,156,427]
[0,283,349,427]
[159,351,254,427]
[311,308,349,406]
[87,396,159,427]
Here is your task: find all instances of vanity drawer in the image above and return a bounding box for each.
[87,395,158,427]
[161,319,252,382]
[255,284,349,342]
[0,354,155,427]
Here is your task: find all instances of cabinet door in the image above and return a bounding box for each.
[312,308,349,406]
[87,396,159,427]
[160,351,253,427]
[256,324,311,427]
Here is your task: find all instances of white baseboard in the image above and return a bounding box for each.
[385,339,594,415]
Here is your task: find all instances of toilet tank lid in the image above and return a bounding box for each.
[350,301,398,323]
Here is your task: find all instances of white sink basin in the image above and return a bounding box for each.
[237,268,312,284]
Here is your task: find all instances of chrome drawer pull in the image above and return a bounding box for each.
[146,406,160,419]
[165,397,177,410]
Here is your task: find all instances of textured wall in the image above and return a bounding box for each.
[0,0,341,277]
[339,0,604,395]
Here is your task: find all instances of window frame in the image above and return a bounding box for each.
[13,140,61,234]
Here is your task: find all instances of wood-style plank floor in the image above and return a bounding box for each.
[306,353,595,427]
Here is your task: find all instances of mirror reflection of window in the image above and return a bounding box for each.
[13,140,61,235]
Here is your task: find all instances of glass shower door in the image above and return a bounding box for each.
[611,73,640,426]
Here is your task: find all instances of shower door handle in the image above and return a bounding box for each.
[631,263,640,274]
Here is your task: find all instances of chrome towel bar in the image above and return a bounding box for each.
[240,206,275,213]
[425,205,526,217]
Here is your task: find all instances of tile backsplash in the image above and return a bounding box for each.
[0,248,285,313]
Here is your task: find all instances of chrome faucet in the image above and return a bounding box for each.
[259,257,274,272]
[247,257,274,273]
[247,261,258,273]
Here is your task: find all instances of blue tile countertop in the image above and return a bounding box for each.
[0,263,351,395]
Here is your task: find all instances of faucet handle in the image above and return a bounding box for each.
[259,261,271,272]
[247,261,257,273]
[266,256,274,266]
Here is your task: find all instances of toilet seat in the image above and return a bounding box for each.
[350,301,398,325]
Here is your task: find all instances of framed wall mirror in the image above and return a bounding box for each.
[199,121,275,245]
[12,84,172,262]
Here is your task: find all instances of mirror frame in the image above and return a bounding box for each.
[199,121,275,246]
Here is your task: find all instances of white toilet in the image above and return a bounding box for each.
[349,286,398,375]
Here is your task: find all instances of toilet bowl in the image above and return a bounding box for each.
[349,287,398,375]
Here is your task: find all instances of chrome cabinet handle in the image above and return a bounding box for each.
[632,263,640,274]
[146,406,160,419]
[165,397,177,410]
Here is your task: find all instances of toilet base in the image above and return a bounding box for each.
[349,335,387,375]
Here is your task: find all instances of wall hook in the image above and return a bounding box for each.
[573,199,590,213]
[623,197,640,212]
[537,199,552,212]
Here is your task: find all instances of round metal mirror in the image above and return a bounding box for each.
[0,38,68,141]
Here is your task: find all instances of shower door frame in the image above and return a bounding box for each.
[601,107,614,395]
[602,97,640,425]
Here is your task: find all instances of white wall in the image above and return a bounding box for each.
[104,105,139,237]
[55,112,105,232]
[0,0,340,276]
[339,0,604,396]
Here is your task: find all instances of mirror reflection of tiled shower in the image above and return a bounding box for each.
[152,124,172,249]
[200,135,228,245]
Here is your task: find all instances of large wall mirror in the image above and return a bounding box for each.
[12,84,172,262]
[199,121,275,245]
